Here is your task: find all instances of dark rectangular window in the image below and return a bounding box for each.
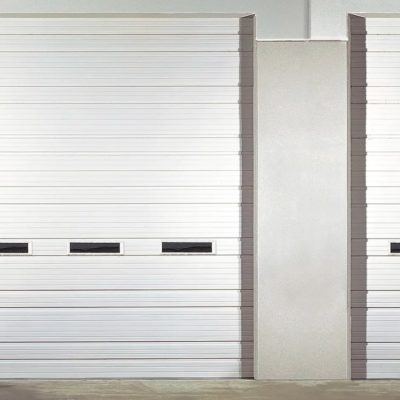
[391,243,400,254]
[0,243,29,254]
[70,242,121,254]
[162,242,213,253]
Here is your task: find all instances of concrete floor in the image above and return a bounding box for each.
[2,380,400,400]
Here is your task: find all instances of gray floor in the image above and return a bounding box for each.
[2,380,400,400]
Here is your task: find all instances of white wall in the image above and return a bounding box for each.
[0,0,308,40]
[310,0,400,39]
[4,0,400,40]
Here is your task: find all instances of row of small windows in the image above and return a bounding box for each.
[0,242,214,255]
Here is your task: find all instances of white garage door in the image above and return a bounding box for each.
[0,17,254,378]
[352,17,400,379]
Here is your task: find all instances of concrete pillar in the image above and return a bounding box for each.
[255,41,350,379]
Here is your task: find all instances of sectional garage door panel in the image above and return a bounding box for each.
[0,154,251,170]
[0,87,254,104]
[0,17,255,34]
[0,342,254,360]
[0,187,254,204]
[0,290,254,308]
[351,16,400,379]
[0,17,254,379]
[0,204,253,239]
[0,171,251,187]
[0,308,253,342]
[0,256,253,290]
[0,360,254,379]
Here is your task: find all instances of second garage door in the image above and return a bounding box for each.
[352,16,400,379]
[0,17,254,378]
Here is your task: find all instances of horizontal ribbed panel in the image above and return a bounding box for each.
[0,187,253,204]
[352,138,400,154]
[0,342,253,360]
[0,204,254,238]
[351,51,400,67]
[0,35,254,52]
[0,73,253,87]
[0,154,252,171]
[351,18,400,34]
[352,154,400,170]
[0,67,255,78]
[0,67,254,79]
[0,171,252,187]
[0,203,250,213]
[352,225,400,239]
[0,103,251,118]
[352,361,400,379]
[353,204,400,218]
[0,290,253,308]
[352,343,400,360]
[352,188,400,205]
[0,360,254,379]
[353,279,400,291]
[0,17,254,35]
[0,123,252,136]
[352,261,400,291]
[352,256,400,268]
[352,291,400,307]
[352,282,400,293]
[351,67,400,86]
[0,227,250,239]
[352,121,400,138]
[352,309,400,343]
[352,87,400,104]
[352,240,392,256]
[0,52,254,68]
[352,171,400,187]
[352,104,400,118]
[0,204,253,221]
[0,308,253,341]
[351,34,400,52]
[0,87,254,104]
[0,138,252,153]
[0,255,253,290]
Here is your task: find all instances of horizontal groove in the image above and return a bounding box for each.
[0,151,250,154]
[0,307,252,309]
[351,306,400,308]
[0,51,254,54]
[0,84,252,86]
[351,343,400,344]
[0,187,255,189]
[0,34,254,36]
[0,305,255,308]
[0,359,255,363]
[0,102,254,105]
[0,203,253,205]
[0,289,253,292]
[1,85,253,87]
[0,341,254,344]
[0,170,248,172]
[0,186,253,188]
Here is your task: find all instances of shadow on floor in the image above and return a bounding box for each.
[0,384,43,400]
